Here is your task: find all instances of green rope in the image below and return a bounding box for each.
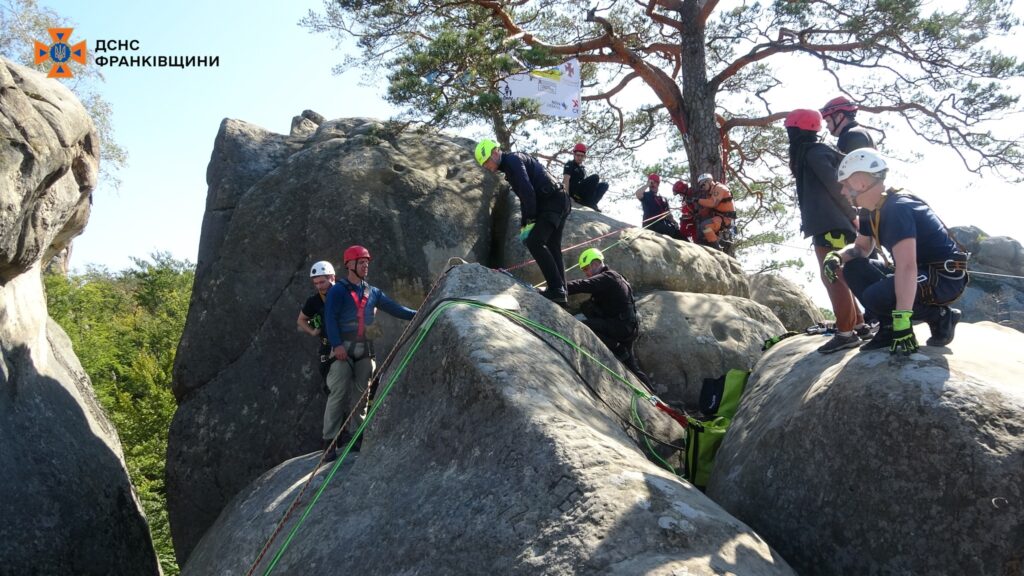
[259,298,680,574]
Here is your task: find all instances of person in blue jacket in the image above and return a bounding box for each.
[322,244,416,460]
[476,139,572,305]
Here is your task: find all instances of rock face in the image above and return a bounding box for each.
[0,58,159,575]
[507,212,750,297]
[950,226,1024,332]
[707,322,1024,575]
[0,57,96,282]
[167,116,499,561]
[748,273,825,332]
[182,264,794,575]
[634,291,786,409]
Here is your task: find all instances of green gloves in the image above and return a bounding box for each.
[762,331,799,351]
[890,310,919,355]
[518,222,535,243]
[823,251,842,284]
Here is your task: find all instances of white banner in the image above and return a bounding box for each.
[499,59,581,118]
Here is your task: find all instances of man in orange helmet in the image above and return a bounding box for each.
[785,108,869,354]
[322,245,416,460]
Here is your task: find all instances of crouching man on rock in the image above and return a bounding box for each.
[823,149,968,355]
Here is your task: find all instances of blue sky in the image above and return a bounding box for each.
[48,0,397,270]
[42,0,1024,309]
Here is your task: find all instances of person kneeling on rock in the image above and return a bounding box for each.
[323,244,417,461]
[567,248,651,386]
[823,149,967,355]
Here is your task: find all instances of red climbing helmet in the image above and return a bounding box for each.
[343,245,371,264]
[820,96,858,116]
[647,173,661,184]
[672,180,690,195]
[573,143,587,154]
[784,109,823,132]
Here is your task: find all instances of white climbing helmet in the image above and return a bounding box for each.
[696,173,714,186]
[837,149,888,182]
[310,260,336,277]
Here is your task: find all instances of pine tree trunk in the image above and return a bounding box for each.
[678,4,723,182]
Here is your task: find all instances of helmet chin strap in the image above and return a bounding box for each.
[348,262,366,281]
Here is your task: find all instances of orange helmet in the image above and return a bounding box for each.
[784,109,823,132]
[343,245,371,263]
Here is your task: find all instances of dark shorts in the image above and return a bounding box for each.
[813,229,854,249]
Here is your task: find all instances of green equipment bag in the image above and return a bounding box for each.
[686,369,750,489]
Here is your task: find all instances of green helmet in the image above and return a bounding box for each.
[579,248,604,269]
[475,139,499,166]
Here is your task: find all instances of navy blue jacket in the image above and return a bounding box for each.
[324,278,416,347]
[498,152,561,226]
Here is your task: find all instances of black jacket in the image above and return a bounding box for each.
[837,121,875,153]
[792,141,856,238]
[498,152,563,226]
[566,266,636,323]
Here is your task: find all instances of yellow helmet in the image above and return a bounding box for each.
[475,139,499,166]
[579,248,604,269]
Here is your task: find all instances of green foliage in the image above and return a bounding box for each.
[44,252,192,576]
[0,0,127,189]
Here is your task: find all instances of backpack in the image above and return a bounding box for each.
[685,369,750,489]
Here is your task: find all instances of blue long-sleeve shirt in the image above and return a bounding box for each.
[324,278,416,347]
[497,152,559,226]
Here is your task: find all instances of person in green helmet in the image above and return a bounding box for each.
[475,138,571,305]
[567,248,650,384]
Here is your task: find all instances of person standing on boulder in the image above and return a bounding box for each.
[820,96,875,153]
[635,173,681,239]
[323,245,417,461]
[824,149,967,354]
[476,139,572,305]
[785,108,869,354]
[298,260,338,394]
[562,142,607,212]
[567,248,651,385]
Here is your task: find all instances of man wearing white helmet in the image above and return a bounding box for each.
[823,149,968,354]
[298,260,338,394]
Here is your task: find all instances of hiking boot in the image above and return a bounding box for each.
[817,332,863,354]
[926,307,961,347]
[540,288,568,306]
[860,324,894,351]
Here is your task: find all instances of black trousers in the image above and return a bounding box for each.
[525,192,571,295]
[570,175,608,207]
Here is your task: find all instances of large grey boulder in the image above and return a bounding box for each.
[182,264,794,576]
[0,59,159,575]
[707,322,1024,575]
[950,226,1024,332]
[504,209,750,298]
[748,273,825,332]
[168,117,499,562]
[0,57,96,282]
[634,291,785,408]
